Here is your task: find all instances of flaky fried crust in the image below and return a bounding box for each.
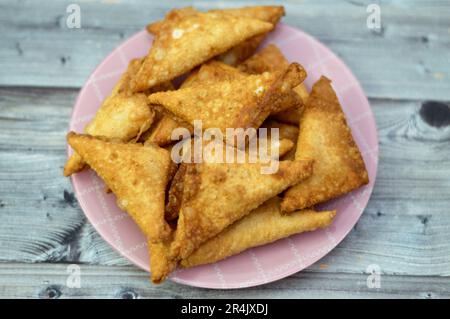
[211,6,284,25]
[84,94,154,141]
[260,119,299,160]
[145,115,192,147]
[261,119,299,142]
[215,6,285,65]
[63,93,155,176]
[164,137,294,221]
[217,36,266,66]
[293,83,309,104]
[180,60,246,88]
[239,44,309,124]
[146,7,199,35]
[147,63,305,133]
[149,239,177,284]
[238,55,307,116]
[271,84,309,125]
[168,159,314,263]
[145,61,303,148]
[111,58,144,96]
[132,12,273,92]
[281,76,369,213]
[238,44,289,74]
[264,65,305,115]
[62,56,171,177]
[146,6,284,66]
[147,6,284,37]
[67,132,172,242]
[181,197,335,267]
[185,60,305,118]
[165,163,187,222]
[144,61,245,147]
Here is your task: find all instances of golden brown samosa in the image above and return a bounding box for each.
[144,61,246,147]
[281,77,369,213]
[145,114,190,147]
[63,58,165,177]
[239,44,309,124]
[260,119,299,160]
[181,197,336,267]
[214,6,285,65]
[64,93,154,176]
[146,61,302,147]
[164,137,294,221]
[147,63,306,134]
[149,239,177,284]
[239,44,289,74]
[146,6,285,66]
[168,158,314,263]
[146,7,198,35]
[132,11,273,92]
[180,61,246,88]
[67,132,173,242]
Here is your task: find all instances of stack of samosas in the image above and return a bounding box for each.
[65,6,369,284]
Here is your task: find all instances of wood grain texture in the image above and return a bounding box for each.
[1,263,449,299]
[0,0,449,99]
[0,0,449,298]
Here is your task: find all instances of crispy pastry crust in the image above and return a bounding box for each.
[168,159,314,264]
[132,11,273,91]
[239,44,310,124]
[146,6,285,66]
[67,132,173,242]
[181,197,335,267]
[281,77,369,213]
[147,63,305,133]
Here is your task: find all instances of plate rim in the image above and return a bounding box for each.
[67,23,379,289]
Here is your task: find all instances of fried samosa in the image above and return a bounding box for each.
[260,119,299,160]
[67,132,173,242]
[147,63,305,135]
[239,44,309,124]
[149,239,177,284]
[181,197,336,267]
[145,60,301,146]
[164,137,294,221]
[64,93,154,176]
[132,11,273,92]
[63,58,159,177]
[147,6,285,66]
[168,158,314,264]
[144,61,246,147]
[213,6,285,65]
[281,77,369,213]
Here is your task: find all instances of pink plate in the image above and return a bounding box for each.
[68,23,378,289]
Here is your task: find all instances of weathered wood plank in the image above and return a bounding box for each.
[0,87,449,278]
[0,0,449,99]
[0,263,448,299]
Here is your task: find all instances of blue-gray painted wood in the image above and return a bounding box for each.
[0,0,449,100]
[0,0,449,298]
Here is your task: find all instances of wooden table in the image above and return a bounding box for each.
[0,0,449,299]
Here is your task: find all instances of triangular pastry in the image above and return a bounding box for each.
[147,63,305,134]
[168,158,314,261]
[181,197,335,267]
[132,11,273,91]
[281,77,369,213]
[67,132,173,242]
